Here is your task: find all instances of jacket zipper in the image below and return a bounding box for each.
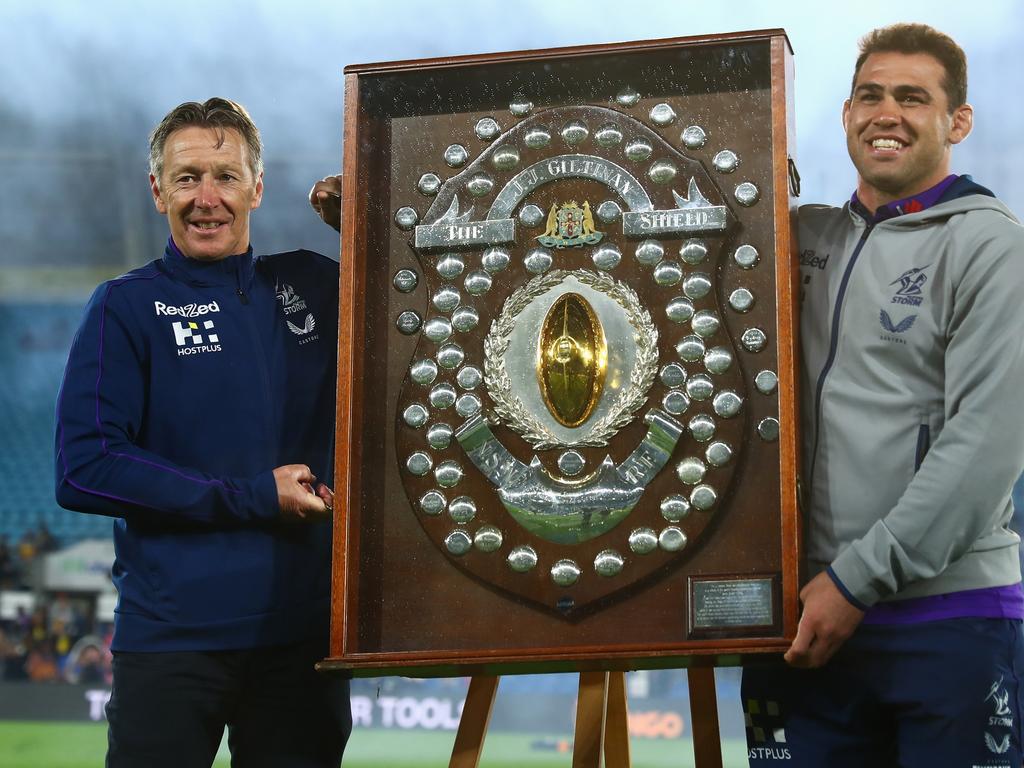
[236,258,249,304]
[235,255,250,305]
[235,261,275,461]
[807,220,874,486]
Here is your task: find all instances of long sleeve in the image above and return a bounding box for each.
[831,213,1024,605]
[54,280,279,525]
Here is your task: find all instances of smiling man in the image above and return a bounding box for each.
[152,124,264,261]
[742,24,1024,766]
[55,98,350,767]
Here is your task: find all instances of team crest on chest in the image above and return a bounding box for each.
[276,283,319,345]
[879,265,931,344]
[888,265,930,307]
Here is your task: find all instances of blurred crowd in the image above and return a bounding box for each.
[0,589,112,685]
[0,525,113,686]
[0,524,59,590]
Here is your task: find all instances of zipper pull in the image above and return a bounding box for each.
[237,288,249,305]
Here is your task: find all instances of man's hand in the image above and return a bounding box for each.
[784,571,865,669]
[309,175,342,232]
[273,464,333,522]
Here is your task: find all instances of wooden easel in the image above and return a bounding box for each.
[448,667,724,768]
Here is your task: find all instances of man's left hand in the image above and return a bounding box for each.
[309,175,342,232]
[784,571,865,669]
[274,464,333,522]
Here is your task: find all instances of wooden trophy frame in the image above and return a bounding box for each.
[323,29,800,680]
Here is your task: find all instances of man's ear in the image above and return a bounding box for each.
[949,103,974,146]
[251,172,264,211]
[150,174,167,215]
[841,98,851,131]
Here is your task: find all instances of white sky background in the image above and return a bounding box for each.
[1,0,1021,260]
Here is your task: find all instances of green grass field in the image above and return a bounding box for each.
[0,722,750,767]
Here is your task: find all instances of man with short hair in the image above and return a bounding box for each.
[743,24,1024,765]
[55,97,350,767]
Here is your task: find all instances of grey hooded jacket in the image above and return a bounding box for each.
[799,178,1024,607]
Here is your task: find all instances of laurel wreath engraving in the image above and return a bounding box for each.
[484,268,658,449]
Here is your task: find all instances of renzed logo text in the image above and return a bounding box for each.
[154,300,220,318]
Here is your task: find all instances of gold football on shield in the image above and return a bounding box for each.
[537,292,607,428]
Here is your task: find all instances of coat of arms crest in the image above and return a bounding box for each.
[537,200,604,248]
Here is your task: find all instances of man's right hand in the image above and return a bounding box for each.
[273,464,331,521]
[784,571,864,668]
[309,175,342,233]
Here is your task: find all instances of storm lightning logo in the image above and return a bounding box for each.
[276,283,319,344]
[889,265,930,306]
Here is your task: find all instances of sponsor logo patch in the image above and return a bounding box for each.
[155,300,220,317]
[745,699,791,761]
[287,314,316,336]
[985,732,1011,755]
[799,249,829,270]
[878,308,915,345]
[172,320,222,356]
[879,309,917,334]
[748,746,792,761]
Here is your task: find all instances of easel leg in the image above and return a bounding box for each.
[573,671,610,768]
[603,671,631,767]
[449,675,499,768]
[687,667,723,768]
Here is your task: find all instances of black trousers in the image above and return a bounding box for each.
[106,640,351,768]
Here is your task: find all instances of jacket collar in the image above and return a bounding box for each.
[850,175,959,224]
[846,174,1003,226]
[161,238,257,291]
[935,174,996,204]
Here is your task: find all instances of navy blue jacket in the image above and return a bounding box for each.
[55,242,338,652]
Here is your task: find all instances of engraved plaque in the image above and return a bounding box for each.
[328,29,800,676]
[690,576,777,632]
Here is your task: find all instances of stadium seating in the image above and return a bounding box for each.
[0,303,111,547]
